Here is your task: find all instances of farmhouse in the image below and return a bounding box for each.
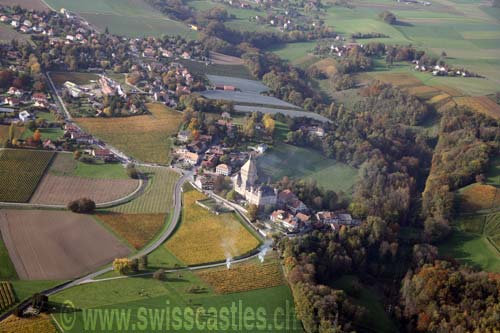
[232,155,277,207]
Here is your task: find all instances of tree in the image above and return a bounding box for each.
[139,255,148,270]
[8,123,15,142]
[263,114,276,136]
[113,258,131,275]
[128,258,139,273]
[153,269,166,281]
[126,164,140,179]
[379,11,397,24]
[67,198,96,213]
[33,129,41,142]
[73,150,82,160]
[247,204,258,221]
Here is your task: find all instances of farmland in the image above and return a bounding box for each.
[234,105,331,123]
[257,144,358,193]
[0,209,130,280]
[109,166,179,214]
[0,0,48,10]
[206,75,269,94]
[180,59,253,79]
[165,188,261,266]
[49,71,99,87]
[459,183,500,213]
[196,260,285,294]
[0,281,15,312]
[76,103,182,164]
[0,314,57,333]
[0,24,31,43]
[201,90,300,108]
[43,0,196,38]
[48,152,130,179]
[0,149,54,203]
[96,213,167,250]
[0,234,16,280]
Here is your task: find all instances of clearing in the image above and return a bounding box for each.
[257,144,358,193]
[165,187,261,266]
[0,210,130,280]
[76,103,182,165]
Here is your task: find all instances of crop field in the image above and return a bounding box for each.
[257,144,358,193]
[43,0,196,38]
[49,71,99,87]
[76,103,182,164]
[48,152,129,179]
[201,90,299,108]
[0,0,48,10]
[196,261,285,294]
[0,234,16,280]
[459,183,500,213]
[233,105,331,123]
[110,166,178,214]
[0,281,15,312]
[206,75,269,94]
[180,59,253,79]
[0,314,56,333]
[209,51,244,65]
[50,274,303,333]
[454,96,500,120]
[166,188,260,266]
[30,173,139,205]
[0,24,32,43]
[0,209,130,280]
[97,213,166,250]
[0,149,54,203]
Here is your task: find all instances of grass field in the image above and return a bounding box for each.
[43,0,196,38]
[76,103,182,165]
[109,166,178,214]
[49,71,99,87]
[257,144,358,193]
[49,152,130,179]
[0,235,17,280]
[180,59,254,79]
[0,149,54,202]
[96,213,167,250]
[50,273,302,333]
[333,275,397,333]
[165,188,261,266]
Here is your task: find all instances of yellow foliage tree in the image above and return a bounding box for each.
[33,129,41,142]
[263,114,275,136]
[112,258,131,275]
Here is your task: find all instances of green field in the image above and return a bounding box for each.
[257,144,358,193]
[0,235,17,280]
[333,275,397,333]
[49,71,99,87]
[49,152,130,179]
[51,273,302,333]
[180,59,254,80]
[109,166,178,214]
[44,0,197,38]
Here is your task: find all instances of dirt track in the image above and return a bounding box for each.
[0,210,130,280]
[30,174,139,205]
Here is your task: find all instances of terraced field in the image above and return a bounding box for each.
[0,149,54,202]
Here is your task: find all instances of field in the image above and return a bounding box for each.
[180,59,253,79]
[196,260,285,294]
[48,152,130,179]
[201,90,299,108]
[76,103,182,164]
[109,166,178,214]
[0,234,16,280]
[0,24,32,43]
[206,75,269,94]
[257,144,358,193]
[30,173,139,205]
[0,281,15,312]
[459,183,500,213]
[0,209,130,280]
[49,71,99,87]
[209,51,244,65]
[0,0,48,10]
[50,273,302,333]
[0,149,54,203]
[454,96,500,120]
[0,314,57,333]
[43,0,196,38]
[96,213,166,250]
[234,105,331,123]
[165,188,261,266]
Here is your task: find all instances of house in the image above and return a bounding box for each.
[202,154,219,168]
[143,48,155,58]
[195,175,214,190]
[8,87,22,97]
[183,151,200,165]
[161,49,173,58]
[316,211,337,224]
[43,139,56,150]
[71,132,95,144]
[4,97,19,107]
[23,20,32,27]
[91,148,113,159]
[270,210,300,232]
[257,143,268,154]
[278,189,308,214]
[181,52,191,60]
[216,164,232,176]
[11,20,19,28]
[19,110,33,122]
[20,25,31,33]
[32,93,48,103]
[0,16,9,23]
[66,35,75,41]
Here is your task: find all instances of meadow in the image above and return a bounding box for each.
[109,166,179,214]
[257,144,358,193]
[179,59,253,80]
[49,72,99,87]
[76,103,182,165]
[43,0,197,38]
[0,235,17,280]
[0,149,54,202]
[165,188,261,266]
[49,152,130,180]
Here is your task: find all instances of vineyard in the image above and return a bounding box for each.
[196,261,285,294]
[0,149,54,202]
[0,281,15,312]
[0,314,56,333]
[97,213,166,249]
[459,184,500,212]
[166,189,260,265]
[110,167,178,214]
[459,212,500,251]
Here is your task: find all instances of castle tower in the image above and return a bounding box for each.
[239,154,258,188]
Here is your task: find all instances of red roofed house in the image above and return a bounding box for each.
[216,164,232,176]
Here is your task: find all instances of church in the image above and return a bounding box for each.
[231,155,277,207]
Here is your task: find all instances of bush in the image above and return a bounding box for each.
[113,258,131,275]
[379,11,396,24]
[139,255,148,270]
[79,155,95,164]
[128,258,139,273]
[153,269,166,281]
[126,164,140,179]
[67,198,96,213]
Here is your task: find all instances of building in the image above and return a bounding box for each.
[177,130,190,142]
[278,189,308,214]
[270,210,300,232]
[216,164,232,176]
[231,155,277,207]
[183,152,200,165]
[19,111,33,122]
[195,175,214,190]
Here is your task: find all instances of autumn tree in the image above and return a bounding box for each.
[247,204,258,221]
[113,258,131,275]
[262,114,276,136]
[33,129,41,142]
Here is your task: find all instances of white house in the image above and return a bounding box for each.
[216,164,232,176]
[19,110,33,122]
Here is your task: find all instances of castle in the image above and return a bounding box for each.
[232,155,277,207]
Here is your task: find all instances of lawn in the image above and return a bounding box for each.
[43,0,197,38]
[109,166,179,214]
[333,275,397,333]
[257,144,358,193]
[0,149,54,202]
[48,152,130,180]
[76,103,182,165]
[50,273,303,333]
[165,188,261,266]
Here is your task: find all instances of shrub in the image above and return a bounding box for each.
[153,269,166,281]
[379,11,396,24]
[128,258,139,273]
[139,255,148,270]
[113,258,131,275]
[126,165,140,179]
[67,198,96,213]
